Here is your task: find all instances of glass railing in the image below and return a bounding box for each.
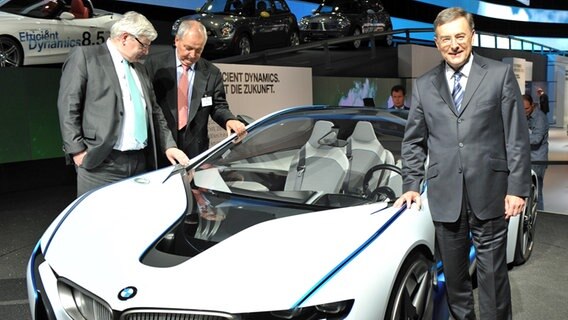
[215,28,566,65]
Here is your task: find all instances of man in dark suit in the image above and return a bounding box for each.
[394,7,531,320]
[144,20,246,165]
[537,87,549,114]
[57,11,189,196]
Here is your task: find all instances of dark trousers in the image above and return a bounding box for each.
[435,198,511,320]
[76,149,146,197]
[537,175,544,211]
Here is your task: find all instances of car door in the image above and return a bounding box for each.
[250,0,276,50]
[269,0,295,47]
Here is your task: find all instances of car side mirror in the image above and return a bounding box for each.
[59,11,75,20]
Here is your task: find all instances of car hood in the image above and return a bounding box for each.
[193,12,246,25]
[304,12,346,21]
[42,167,400,313]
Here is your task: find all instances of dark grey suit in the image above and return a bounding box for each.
[144,49,237,163]
[402,54,531,319]
[58,44,177,193]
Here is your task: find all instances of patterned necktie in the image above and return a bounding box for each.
[178,66,189,130]
[122,60,147,143]
[452,71,464,112]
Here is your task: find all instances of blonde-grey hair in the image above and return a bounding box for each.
[433,7,475,36]
[110,11,157,41]
[176,19,208,43]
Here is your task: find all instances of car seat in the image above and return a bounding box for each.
[256,0,267,13]
[343,121,395,195]
[70,0,89,19]
[232,0,243,10]
[285,120,350,194]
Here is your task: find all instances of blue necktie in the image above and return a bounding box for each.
[452,71,464,112]
[122,60,147,144]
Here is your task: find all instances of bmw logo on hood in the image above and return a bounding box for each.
[118,286,137,301]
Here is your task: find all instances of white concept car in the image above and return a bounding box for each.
[0,0,121,67]
[27,106,538,319]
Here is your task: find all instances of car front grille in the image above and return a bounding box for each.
[308,22,339,31]
[121,310,235,320]
[308,21,341,31]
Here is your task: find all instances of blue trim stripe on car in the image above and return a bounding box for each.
[43,190,93,255]
[28,241,41,301]
[291,203,408,309]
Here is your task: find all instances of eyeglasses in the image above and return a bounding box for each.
[436,32,472,47]
[132,36,151,50]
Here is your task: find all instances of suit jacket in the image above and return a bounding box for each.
[144,49,237,163]
[401,54,531,222]
[57,44,177,170]
[539,93,549,114]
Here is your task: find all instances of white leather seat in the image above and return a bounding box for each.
[343,121,395,195]
[285,120,350,194]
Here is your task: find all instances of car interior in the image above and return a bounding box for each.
[146,117,403,262]
[69,0,89,19]
[195,118,403,204]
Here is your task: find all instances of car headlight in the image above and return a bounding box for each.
[244,299,354,319]
[58,280,113,320]
[298,17,309,30]
[171,18,182,36]
[337,18,350,30]
[220,22,235,37]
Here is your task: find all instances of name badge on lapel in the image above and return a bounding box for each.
[201,96,212,107]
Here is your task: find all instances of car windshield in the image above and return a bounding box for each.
[0,0,65,18]
[142,107,407,265]
[199,0,255,15]
[193,108,404,200]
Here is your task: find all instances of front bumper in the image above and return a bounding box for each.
[299,30,348,43]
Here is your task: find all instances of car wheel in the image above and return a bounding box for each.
[377,27,394,47]
[289,30,300,46]
[385,251,434,320]
[0,36,24,67]
[235,34,251,55]
[513,179,537,265]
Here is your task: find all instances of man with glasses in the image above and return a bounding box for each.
[394,7,530,319]
[57,11,189,197]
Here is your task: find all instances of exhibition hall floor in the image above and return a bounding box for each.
[1,129,567,319]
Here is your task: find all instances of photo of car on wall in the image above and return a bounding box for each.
[0,0,121,67]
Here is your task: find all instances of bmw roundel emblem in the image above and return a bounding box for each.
[118,286,137,301]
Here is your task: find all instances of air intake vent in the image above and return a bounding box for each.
[121,309,235,320]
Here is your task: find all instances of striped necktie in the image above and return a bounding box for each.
[452,71,464,112]
[122,60,147,143]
